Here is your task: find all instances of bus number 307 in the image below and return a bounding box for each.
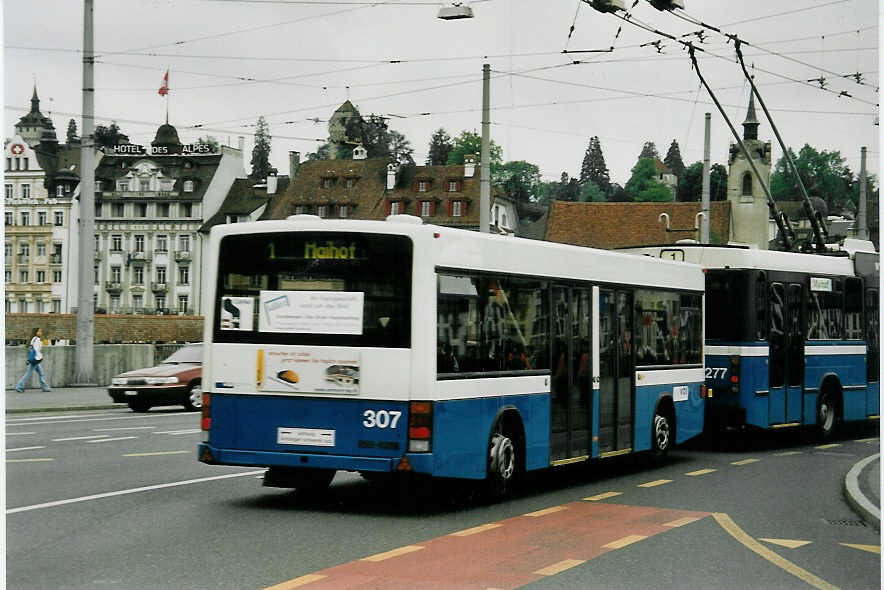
[363,410,402,429]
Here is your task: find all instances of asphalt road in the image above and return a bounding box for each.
[5,409,880,590]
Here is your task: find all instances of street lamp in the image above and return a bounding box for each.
[437,2,474,20]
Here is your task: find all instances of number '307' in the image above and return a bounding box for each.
[363,410,402,429]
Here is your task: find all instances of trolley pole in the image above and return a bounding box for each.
[701,113,711,243]
[74,0,96,384]
[857,146,868,240]
[479,63,491,234]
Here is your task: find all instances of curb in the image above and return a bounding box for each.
[844,453,880,530]
[6,404,121,415]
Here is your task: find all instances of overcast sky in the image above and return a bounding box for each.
[4,0,879,186]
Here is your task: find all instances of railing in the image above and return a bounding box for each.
[151,282,168,292]
[174,250,191,261]
[16,255,29,264]
[130,251,150,261]
[50,254,62,264]
[105,282,122,292]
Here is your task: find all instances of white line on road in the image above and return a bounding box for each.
[6,446,47,452]
[5,413,194,427]
[6,470,266,514]
[52,435,111,442]
[93,426,156,432]
[86,436,139,443]
[153,429,201,435]
[5,432,36,436]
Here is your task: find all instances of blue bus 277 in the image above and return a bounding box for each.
[198,215,707,498]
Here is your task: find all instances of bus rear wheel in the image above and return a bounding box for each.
[487,423,517,500]
[816,393,837,440]
[652,410,673,460]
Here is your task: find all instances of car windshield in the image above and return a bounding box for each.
[162,344,202,364]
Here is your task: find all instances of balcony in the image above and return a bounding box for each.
[50,254,62,265]
[106,282,122,293]
[174,250,191,262]
[130,251,150,262]
[17,255,29,265]
[151,282,168,292]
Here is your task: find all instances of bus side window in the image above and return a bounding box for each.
[844,277,863,340]
[866,288,879,382]
[755,273,768,341]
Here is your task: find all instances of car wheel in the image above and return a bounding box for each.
[183,383,202,412]
[128,400,150,413]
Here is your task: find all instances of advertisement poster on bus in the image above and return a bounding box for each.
[220,296,255,330]
[258,347,360,395]
[258,290,364,334]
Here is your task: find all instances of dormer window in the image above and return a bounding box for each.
[183,180,194,192]
[117,180,129,192]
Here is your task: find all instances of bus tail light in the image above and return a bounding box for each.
[408,401,433,452]
[201,393,211,441]
[729,355,741,393]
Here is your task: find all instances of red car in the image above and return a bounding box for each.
[108,343,203,412]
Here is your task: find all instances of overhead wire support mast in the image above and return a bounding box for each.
[730,36,828,252]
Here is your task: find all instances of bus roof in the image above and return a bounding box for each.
[209,215,705,292]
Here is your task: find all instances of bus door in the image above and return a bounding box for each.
[769,282,804,424]
[550,287,592,462]
[598,289,633,454]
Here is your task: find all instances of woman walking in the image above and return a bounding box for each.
[15,327,51,392]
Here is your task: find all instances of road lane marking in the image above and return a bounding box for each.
[4,413,192,427]
[86,436,139,443]
[154,429,201,435]
[7,446,46,452]
[123,451,193,457]
[712,513,839,590]
[638,479,672,488]
[731,458,760,466]
[685,468,717,476]
[450,523,503,537]
[93,426,156,432]
[584,491,622,501]
[52,435,111,442]
[602,535,647,549]
[7,458,54,463]
[5,432,36,436]
[533,559,586,576]
[264,574,327,590]
[360,545,424,562]
[524,506,568,517]
[664,516,703,528]
[6,469,265,514]
[839,543,880,554]
[815,443,842,450]
[774,451,803,456]
[854,437,878,443]
[759,538,812,549]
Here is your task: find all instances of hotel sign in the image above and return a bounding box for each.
[103,143,215,156]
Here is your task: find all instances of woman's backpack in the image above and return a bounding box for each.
[27,341,37,364]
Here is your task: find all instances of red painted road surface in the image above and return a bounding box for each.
[266,502,711,589]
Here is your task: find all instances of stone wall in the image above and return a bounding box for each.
[5,313,204,344]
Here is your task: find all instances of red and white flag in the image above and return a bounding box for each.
[158,70,169,96]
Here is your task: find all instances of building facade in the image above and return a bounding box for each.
[727,93,772,249]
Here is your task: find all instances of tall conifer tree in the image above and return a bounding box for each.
[663,139,686,179]
[250,116,273,180]
[579,136,611,194]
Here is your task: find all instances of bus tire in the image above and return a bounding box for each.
[486,420,518,500]
[652,402,674,461]
[128,400,150,413]
[816,392,837,440]
[183,383,202,412]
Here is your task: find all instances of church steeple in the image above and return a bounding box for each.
[31,85,40,114]
[743,91,759,141]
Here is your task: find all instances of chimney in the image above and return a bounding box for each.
[289,151,301,177]
[238,136,245,151]
[386,162,399,190]
[464,153,477,178]
[266,173,278,195]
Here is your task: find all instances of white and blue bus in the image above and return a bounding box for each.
[624,241,879,437]
[198,215,706,497]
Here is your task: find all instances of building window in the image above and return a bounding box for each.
[182,203,192,217]
[158,203,170,217]
[35,301,45,313]
[21,184,31,199]
[52,299,61,313]
[451,200,464,217]
[38,211,48,226]
[37,243,46,256]
[183,180,194,192]
[133,295,143,313]
[345,178,355,189]
[178,295,189,313]
[294,205,308,215]
[5,271,11,284]
[112,203,124,217]
[156,296,166,311]
[156,266,167,283]
[160,179,173,192]
[37,270,46,283]
[21,211,30,226]
[420,201,434,217]
[389,200,402,216]
[111,266,121,283]
[94,265,99,285]
[339,205,350,218]
[135,235,145,252]
[54,211,64,226]
[140,179,150,192]
[321,178,333,189]
[95,180,102,192]
[417,180,428,192]
[111,296,120,313]
[116,180,129,192]
[5,184,13,199]
[178,265,190,285]
[179,235,190,251]
[133,266,144,285]
[23,158,29,171]
[448,180,460,192]
[20,244,30,257]
[135,203,147,217]
[111,235,122,251]
[156,235,168,252]
[53,270,62,283]
[317,205,327,217]
[20,270,29,283]
[742,172,752,198]
[4,212,12,225]
[95,203,102,218]
[57,185,65,197]
[95,234,100,250]
[19,299,28,313]
[5,243,12,257]
[5,300,11,312]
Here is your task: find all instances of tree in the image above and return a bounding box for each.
[579,181,606,202]
[446,130,503,172]
[639,141,659,161]
[770,144,854,213]
[578,136,611,195]
[388,130,415,165]
[426,128,453,165]
[493,160,542,204]
[250,116,274,181]
[663,139,686,179]
[677,161,728,202]
[306,143,330,161]
[93,121,129,148]
[66,119,79,144]
[196,136,219,151]
[625,158,672,202]
[334,114,414,164]
[609,183,633,202]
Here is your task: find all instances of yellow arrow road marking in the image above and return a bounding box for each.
[759,538,812,549]
[840,543,880,554]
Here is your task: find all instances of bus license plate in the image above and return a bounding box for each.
[278,427,335,447]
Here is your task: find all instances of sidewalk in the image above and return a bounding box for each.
[844,452,881,530]
[5,386,119,414]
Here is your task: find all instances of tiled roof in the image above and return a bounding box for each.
[201,176,291,232]
[94,152,223,202]
[265,157,491,228]
[545,201,731,249]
